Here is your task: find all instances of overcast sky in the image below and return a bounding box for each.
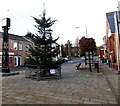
[0,0,119,46]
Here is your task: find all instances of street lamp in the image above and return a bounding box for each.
[76,26,88,38]
[1,18,11,73]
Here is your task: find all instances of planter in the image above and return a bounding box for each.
[25,64,61,80]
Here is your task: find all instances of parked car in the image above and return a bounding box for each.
[60,57,69,63]
[81,56,85,59]
[63,57,69,61]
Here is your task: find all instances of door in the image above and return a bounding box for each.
[18,56,22,66]
[14,56,18,66]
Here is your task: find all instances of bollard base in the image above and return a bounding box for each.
[2,68,10,73]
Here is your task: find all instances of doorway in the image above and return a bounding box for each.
[18,56,22,66]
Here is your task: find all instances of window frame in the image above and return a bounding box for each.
[18,43,23,51]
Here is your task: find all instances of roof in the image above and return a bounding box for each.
[0,32,28,42]
[106,11,118,33]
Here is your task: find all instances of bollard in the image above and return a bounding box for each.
[108,60,111,67]
[95,61,99,73]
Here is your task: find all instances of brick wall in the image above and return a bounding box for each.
[0,33,33,68]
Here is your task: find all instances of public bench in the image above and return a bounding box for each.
[75,60,99,73]
[75,63,81,70]
[25,64,62,80]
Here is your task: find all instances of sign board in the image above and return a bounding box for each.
[2,18,10,28]
[50,69,56,74]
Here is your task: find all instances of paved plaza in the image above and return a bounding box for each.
[1,61,119,105]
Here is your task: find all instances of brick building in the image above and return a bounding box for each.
[105,11,120,68]
[0,32,33,68]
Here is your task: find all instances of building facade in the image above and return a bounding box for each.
[0,32,32,68]
[105,11,120,69]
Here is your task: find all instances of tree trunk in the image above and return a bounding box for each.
[92,51,93,64]
[88,52,92,72]
[85,53,87,65]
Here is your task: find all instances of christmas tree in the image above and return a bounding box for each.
[25,8,62,76]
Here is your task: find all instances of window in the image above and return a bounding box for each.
[18,43,22,51]
[13,42,17,50]
[26,45,29,52]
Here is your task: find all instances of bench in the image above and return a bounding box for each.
[75,63,81,70]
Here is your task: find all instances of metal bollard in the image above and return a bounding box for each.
[95,61,99,73]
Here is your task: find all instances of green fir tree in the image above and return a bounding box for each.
[25,9,62,71]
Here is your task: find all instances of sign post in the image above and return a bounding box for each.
[1,18,10,73]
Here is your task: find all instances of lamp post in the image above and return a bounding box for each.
[1,18,10,73]
[76,26,88,38]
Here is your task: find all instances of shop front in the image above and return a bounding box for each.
[0,50,14,68]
